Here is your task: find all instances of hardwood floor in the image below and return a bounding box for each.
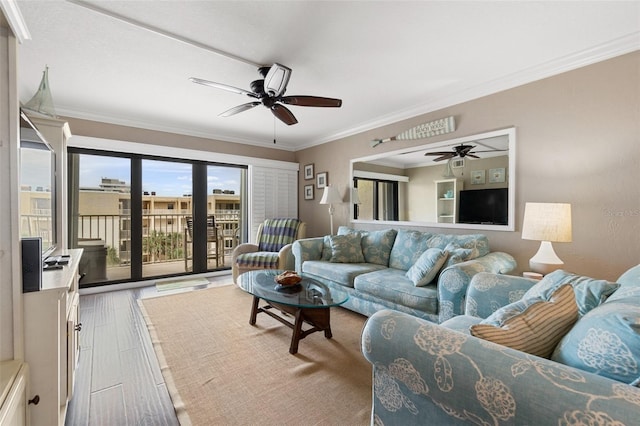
[65,275,233,426]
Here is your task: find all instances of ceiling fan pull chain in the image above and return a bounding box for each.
[273,115,277,144]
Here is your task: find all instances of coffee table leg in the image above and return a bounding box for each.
[289,309,304,354]
[249,296,259,325]
[324,308,332,339]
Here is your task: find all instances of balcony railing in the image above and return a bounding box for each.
[76,212,240,272]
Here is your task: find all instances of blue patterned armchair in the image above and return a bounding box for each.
[232,218,306,283]
[361,264,640,425]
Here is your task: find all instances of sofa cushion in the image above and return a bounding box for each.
[551,297,640,385]
[361,229,397,266]
[302,260,385,288]
[405,248,448,286]
[442,243,474,269]
[354,268,439,314]
[440,314,482,334]
[427,233,490,258]
[523,270,620,316]
[235,251,280,269]
[388,229,432,270]
[329,233,365,263]
[470,284,579,358]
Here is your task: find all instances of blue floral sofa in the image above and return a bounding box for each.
[361,264,640,425]
[292,226,516,323]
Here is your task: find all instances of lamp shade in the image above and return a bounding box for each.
[522,202,572,242]
[320,185,342,205]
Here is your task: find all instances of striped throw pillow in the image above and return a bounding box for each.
[470,284,578,358]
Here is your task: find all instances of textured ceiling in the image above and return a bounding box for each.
[14,1,640,151]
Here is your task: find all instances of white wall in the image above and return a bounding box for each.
[0,20,22,361]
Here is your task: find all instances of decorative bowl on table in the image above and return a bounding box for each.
[275,271,302,286]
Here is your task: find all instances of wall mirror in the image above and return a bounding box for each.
[350,127,515,231]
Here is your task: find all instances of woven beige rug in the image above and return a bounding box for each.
[138,285,371,425]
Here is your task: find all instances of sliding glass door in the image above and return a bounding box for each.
[141,159,193,278]
[68,149,246,287]
[68,152,132,282]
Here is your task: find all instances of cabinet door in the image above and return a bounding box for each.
[0,364,28,426]
[67,292,80,399]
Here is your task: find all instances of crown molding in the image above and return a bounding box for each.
[55,106,298,152]
[0,0,30,43]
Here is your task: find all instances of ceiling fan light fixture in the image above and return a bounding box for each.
[264,63,291,97]
[442,158,456,178]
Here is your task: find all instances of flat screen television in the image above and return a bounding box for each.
[19,110,57,259]
[458,188,508,225]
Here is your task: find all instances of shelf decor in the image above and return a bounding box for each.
[489,167,506,183]
[471,170,486,185]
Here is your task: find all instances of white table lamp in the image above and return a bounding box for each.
[521,202,572,275]
[320,185,342,235]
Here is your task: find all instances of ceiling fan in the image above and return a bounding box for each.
[190,63,342,125]
[424,144,507,162]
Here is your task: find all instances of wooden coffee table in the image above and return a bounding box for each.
[237,270,349,354]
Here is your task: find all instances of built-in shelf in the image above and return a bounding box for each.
[435,179,463,224]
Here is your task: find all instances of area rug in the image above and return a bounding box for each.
[155,277,210,292]
[138,285,371,425]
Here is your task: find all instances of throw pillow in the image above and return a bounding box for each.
[361,229,397,266]
[523,270,620,316]
[329,233,365,263]
[388,229,432,270]
[551,300,640,385]
[322,227,362,261]
[470,284,578,358]
[442,243,474,269]
[405,248,449,287]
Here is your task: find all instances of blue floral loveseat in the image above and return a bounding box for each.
[292,226,516,323]
[362,264,640,425]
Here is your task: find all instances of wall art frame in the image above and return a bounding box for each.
[316,172,328,189]
[489,167,506,183]
[471,170,486,185]
[304,184,314,200]
[304,163,314,180]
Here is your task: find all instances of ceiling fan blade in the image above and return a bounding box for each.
[271,104,298,125]
[465,154,480,159]
[433,154,455,162]
[471,149,509,154]
[280,96,342,108]
[189,77,258,98]
[219,102,261,117]
[424,151,454,156]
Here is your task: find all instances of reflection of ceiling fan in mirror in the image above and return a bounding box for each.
[190,63,342,125]
[424,143,507,162]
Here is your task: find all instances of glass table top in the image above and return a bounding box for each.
[237,270,349,309]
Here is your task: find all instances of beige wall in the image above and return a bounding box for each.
[65,117,296,163]
[295,52,640,281]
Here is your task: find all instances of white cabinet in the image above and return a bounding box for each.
[23,248,82,426]
[0,361,29,426]
[435,179,463,223]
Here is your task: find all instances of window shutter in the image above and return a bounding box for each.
[249,166,298,243]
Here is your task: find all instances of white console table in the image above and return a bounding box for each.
[23,248,83,426]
